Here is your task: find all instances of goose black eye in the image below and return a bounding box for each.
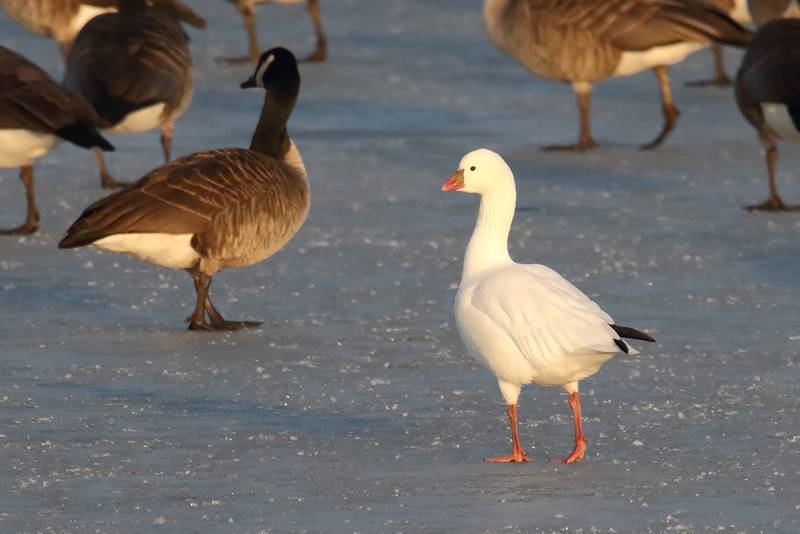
[470,166,476,171]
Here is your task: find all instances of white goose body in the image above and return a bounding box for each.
[443,149,654,463]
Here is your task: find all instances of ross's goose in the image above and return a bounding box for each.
[442,149,655,463]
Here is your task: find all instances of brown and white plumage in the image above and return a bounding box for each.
[0,45,113,235]
[63,0,206,188]
[735,19,800,210]
[687,1,752,87]
[222,0,327,64]
[484,0,752,149]
[60,48,310,331]
[0,0,117,56]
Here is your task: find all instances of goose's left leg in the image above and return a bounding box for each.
[641,65,680,150]
[160,122,173,163]
[0,166,40,235]
[685,45,732,88]
[559,382,587,463]
[543,82,598,152]
[301,0,328,63]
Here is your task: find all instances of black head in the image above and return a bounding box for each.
[240,48,299,91]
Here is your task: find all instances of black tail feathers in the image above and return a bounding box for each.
[611,324,655,343]
[56,122,114,151]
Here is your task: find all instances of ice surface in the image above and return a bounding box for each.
[1,0,799,532]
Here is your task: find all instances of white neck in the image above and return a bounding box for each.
[461,183,516,282]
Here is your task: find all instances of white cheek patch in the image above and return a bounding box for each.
[255,54,275,88]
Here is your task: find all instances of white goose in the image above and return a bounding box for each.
[442,149,654,463]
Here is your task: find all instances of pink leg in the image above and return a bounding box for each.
[484,404,531,463]
[560,391,587,463]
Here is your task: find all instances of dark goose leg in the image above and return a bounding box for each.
[160,123,173,163]
[641,65,680,150]
[0,166,40,235]
[746,134,797,211]
[543,82,598,152]
[686,45,732,88]
[301,0,328,63]
[222,5,261,64]
[187,265,262,331]
[94,147,128,189]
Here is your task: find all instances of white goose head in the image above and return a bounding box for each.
[441,148,514,195]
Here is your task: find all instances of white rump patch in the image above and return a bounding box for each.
[762,103,800,140]
[0,129,57,168]
[613,42,704,77]
[93,233,199,269]
[110,103,166,133]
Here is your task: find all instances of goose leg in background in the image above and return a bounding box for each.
[746,133,796,211]
[160,123,173,163]
[0,165,40,235]
[558,386,587,464]
[222,4,261,64]
[543,82,597,152]
[94,147,128,189]
[484,404,531,463]
[685,45,732,88]
[641,65,680,150]
[301,0,328,63]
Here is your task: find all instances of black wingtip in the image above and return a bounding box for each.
[611,324,655,343]
[55,122,114,152]
[614,338,629,354]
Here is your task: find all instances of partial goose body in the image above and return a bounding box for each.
[0,0,117,56]
[60,48,310,332]
[483,0,751,150]
[748,0,800,26]
[63,0,206,188]
[442,149,654,463]
[735,19,800,210]
[687,0,753,87]
[0,45,113,235]
[222,0,327,64]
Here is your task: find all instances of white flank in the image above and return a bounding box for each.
[613,42,704,77]
[762,103,800,140]
[93,233,199,269]
[110,103,166,134]
[0,129,57,168]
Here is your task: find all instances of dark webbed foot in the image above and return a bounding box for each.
[0,221,39,235]
[685,76,732,88]
[542,140,598,152]
[101,173,130,189]
[218,54,260,65]
[745,197,799,211]
[301,47,327,63]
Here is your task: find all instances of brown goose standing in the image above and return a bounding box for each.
[0,45,113,235]
[59,48,310,331]
[687,0,752,87]
[483,0,752,150]
[222,0,327,64]
[0,0,117,56]
[748,0,800,25]
[63,0,206,188]
[735,19,800,210]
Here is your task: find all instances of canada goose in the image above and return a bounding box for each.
[442,149,654,462]
[748,0,800,25]
[687,1,752,87]
[59,48,310,331]
[483,0,752,150]
[0,45,113,235]
[222,0,327,64]
[63,0,206,188]
[735,19,800,210]
[0,0,117,56]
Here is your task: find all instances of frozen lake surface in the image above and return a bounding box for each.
[1,1,799,531]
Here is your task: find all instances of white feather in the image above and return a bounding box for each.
[614,42,704,77]
[93,233,199,269]
[761,103,800,141]
[110,103,165,133]
[0,129,57,168]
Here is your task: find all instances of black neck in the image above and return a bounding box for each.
[249,80,299,160]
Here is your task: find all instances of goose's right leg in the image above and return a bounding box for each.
[746,132,797,211]
[95,148,128,189]
[222,4,261,64]
[484,404,531,463]
[641,65,680,150]
[685,45,732,88]
[0,166,40,235]
[543,82,598,152]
